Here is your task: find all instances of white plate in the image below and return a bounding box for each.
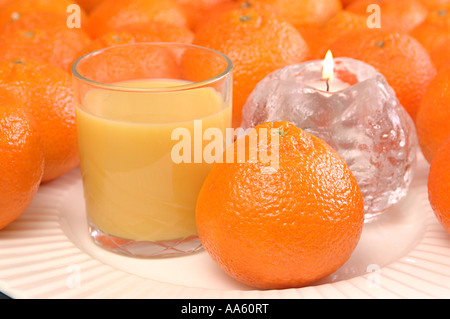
[0,152,449,299]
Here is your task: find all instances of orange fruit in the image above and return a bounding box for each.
[193,5,310,128]
[0,0,87,27]
[341,0,357,7]
[302,10,368,59]
[0,88,45,230]
[430,40,450,70]
[116,21,194,44]
[76,23,194,60]
[75,31,136,58]
[86,0,188,39]
[346,0,428,33]
[194,0,267,32]
[410,4,450,53]
[0,11,70,33]
[0,0,12,8]
[415,64,450,163]
[176,0,233,29]
[252,0,342,29]
[76,0,105,13]
[196,121,364,289]
[428,136,450,235]
[0,58,79,182]
[418,0,450,10]
[329,29,437,120]
[0,25,91,72]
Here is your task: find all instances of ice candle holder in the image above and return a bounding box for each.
[241,53,418,221]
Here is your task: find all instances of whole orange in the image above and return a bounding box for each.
[0,0,12,8]
[415,64,450,163]
[0,25,91,72]
[196,121,365,289]
[329,29,437,120]
[340,0,357,7]
[194,0,269,32]
[0,11,73,33]
[303,10,368,59]
[0,89,45,230]
[76,0,105,13]
[74,31,135,59]
[0,58,79,182]
[116,21,194,44]
[418,0,450,10]
[430,40,450,70]
[86,0,188,39]
[0,0,87,27]
[428,136,450,235]
[252,0,342,29]
[75,24,194,62]
[193,5,310,128]
[410,4,450,53]
[176,0,233,29]
[346,0,428,33]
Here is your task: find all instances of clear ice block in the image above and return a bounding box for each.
[241,58,418,221]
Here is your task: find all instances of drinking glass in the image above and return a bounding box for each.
[72,43,233,258]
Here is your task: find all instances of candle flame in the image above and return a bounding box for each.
[322,50,334,82]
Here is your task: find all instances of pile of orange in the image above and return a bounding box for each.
[0,0,449,290]
[0,0,87,231]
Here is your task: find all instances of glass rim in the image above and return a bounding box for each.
[71,42,233,92]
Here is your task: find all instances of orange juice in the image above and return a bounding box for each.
[76,79,231,242]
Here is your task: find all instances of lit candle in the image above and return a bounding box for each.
[307,50,350,92]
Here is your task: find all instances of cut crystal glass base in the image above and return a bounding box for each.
[88,222,203,258]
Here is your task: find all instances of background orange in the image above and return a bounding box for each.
[0,89,45,230]
[346,0,428,33]
[0,0,87,27]
[0,58,79,182]
[428,136,450,235]
[193,3,310,128]
[252,0,342,29]
[86,0,188,38]
[329,29,437,120]
[416,63,450,163]
[0,25,91,72]
[410,3,450,53]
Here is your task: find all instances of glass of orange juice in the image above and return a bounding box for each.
[72,43,233,258]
